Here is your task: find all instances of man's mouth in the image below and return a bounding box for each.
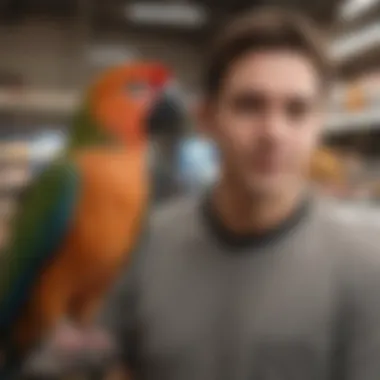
[250,156,283,174]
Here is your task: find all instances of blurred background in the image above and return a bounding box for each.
[0,0,379,377]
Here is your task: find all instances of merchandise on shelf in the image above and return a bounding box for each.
[0,167,30,188]
[177,136,219,192]
[29,130,67,163]
[0,140,29,162]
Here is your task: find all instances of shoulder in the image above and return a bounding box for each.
[315,199,380,300]
[313,198,380,255]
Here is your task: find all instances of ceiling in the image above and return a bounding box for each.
[0,0,348,69]
[0,0,77,20]
[0,0,342,29]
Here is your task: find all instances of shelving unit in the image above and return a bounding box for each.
[0,128,67,250]
[0,138,30,248]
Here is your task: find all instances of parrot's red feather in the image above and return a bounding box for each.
[150,64,171,89]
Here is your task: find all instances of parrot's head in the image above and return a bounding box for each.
[87,61,186,146]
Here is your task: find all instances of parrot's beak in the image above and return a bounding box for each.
[147,83,187,137]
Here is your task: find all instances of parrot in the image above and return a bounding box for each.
[0,61,186,375]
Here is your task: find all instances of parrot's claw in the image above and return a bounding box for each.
[23,322,117,377]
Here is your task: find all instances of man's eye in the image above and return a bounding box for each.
[285,99,311,121]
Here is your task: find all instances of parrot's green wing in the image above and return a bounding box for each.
[0,159,80,332]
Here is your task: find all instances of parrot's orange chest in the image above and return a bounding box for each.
[65,147,149,281]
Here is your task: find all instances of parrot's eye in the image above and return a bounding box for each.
[125,82,150,99]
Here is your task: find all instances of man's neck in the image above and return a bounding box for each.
[212,180,306,236]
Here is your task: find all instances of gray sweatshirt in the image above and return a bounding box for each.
[101,196,380,380]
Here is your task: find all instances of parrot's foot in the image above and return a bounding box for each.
[23,321,88,377]
[23,322,117,377]
[48,322,115,359]
[48,321,87,354]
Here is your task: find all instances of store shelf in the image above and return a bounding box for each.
[331,22,380,63]
[0,89,80,115]
[326,108,380,133]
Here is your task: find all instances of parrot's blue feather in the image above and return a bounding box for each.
[0,161,80,335]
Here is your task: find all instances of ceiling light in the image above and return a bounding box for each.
[126,2,207,28]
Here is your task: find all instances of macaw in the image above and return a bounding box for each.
[0,61,185,375]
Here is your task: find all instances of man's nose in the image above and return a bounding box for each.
[260,112,287,141]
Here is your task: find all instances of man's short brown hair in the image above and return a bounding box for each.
[203,7,332,97]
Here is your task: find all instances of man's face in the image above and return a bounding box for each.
[202,50,323,198]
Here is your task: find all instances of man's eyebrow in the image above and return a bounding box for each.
[231,89,317,101]
[231,87,315,96]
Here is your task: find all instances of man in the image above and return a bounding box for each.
[102,8,380,380]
